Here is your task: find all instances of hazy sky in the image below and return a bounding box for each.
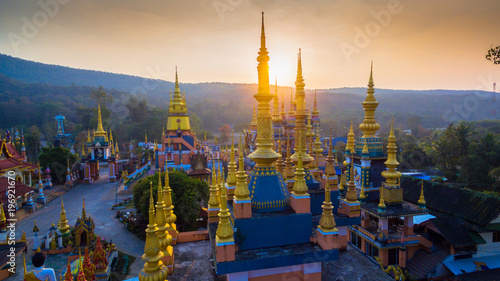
[0,0,499,90]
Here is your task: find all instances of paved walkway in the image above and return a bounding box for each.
[4,170,148,280]
[5,173,145,257]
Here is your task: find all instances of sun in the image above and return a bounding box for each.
[268,53,295,87]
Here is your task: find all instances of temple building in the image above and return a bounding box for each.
[350,64,387,201]
[157,69,198,170]
[207,13,358,281]
[82,103,118,183]
[0,136,38,215]
[348,115,429,269]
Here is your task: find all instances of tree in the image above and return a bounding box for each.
[126,96,149,122]
[133,170,209,232]
[486,45,500,65]
[218,124,232,145]
[91,86,113,106]
[38,147,77,184]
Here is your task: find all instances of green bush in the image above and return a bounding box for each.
[133,170,209,231]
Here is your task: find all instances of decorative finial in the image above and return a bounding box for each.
[381,116,401,186]
[359,61,380,137]
[292,131,308,196]
[235,133,250,201]
[418,180,426,209]
[378,186,386,212]
[318,175,338,232]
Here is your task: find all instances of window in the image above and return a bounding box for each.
[388,248,399,265]
[350,232,362,249]
[366,242,379,259]
[493,232,500,243]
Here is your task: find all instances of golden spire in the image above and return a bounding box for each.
[292,48,313,163]
[208,164,221,209]
[234,133,250,201]
[339,172,346,193]
[115,141,119,154]
[288,89,295,117]
[86,130,91,143]
[172,67,183,109]
[163,169,177,232]
[139,182,168,281]
[81,142,85,158]
[109,130,113,143]
[23,253,27,279]
[250,106,257,128]
[145,134,148,144]
[345,154,358,202]
[359,178,367,203]
[155,172,172,261]
[81,198,87,219]
[313,128,323,168]
[361,137,369,157]
[312,90,319,117]
[248,12,281,165]
[94,102,106,137]
[275,130,285,175]
[292,131,308,196]
[359,61,380,137]
[76,248,86,281]
[216,173,234,244]
[324,129,336,177]
[378,184,386,212]
[418,180,427,209]
[272,76,280,122]
[381,117,401,185]
[226,131,237,187]
[217,161,224,205]
[284,133,294,181]
[58,196,70,234]
[318,176,338,232]
[346,117,355,153]
[280,92,286,120]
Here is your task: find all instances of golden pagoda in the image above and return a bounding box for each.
[155,172,173,267]
[318,176,338,233]
[246,12,288,212]
[163,169,178,244]
[225,131,237,199]
[380,117,403,205]
[284,134,295,183]
[291,49,313,164]
[138,183,168,281]
[272,77,280,123]
[57,196,70,236]
[208,164,221,219]
[166,67,190,131]
[359,62,380,138]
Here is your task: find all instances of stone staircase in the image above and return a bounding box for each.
[406,250,447,280]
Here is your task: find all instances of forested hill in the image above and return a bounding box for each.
[1,53,494,98]
[0,53,498,138]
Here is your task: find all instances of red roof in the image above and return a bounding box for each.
[0,177,36,209]
[5,142,23,160]
[0,158,22,172]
